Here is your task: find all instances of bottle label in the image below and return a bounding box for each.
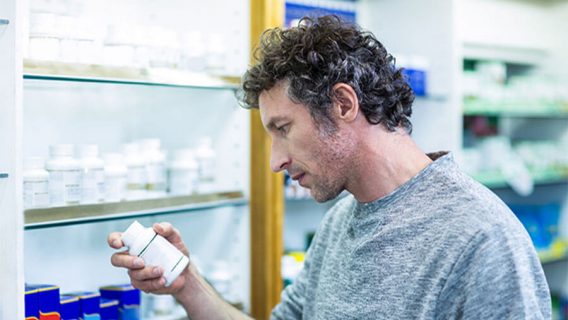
[140,234,184,274]
[127,165,146,190]
[198,159,215,183]
[82,168,105,203]
[95,168,105,201]
[170,169,198,195]
[105,175,126,202]
[23,180,49,208]
[49,169,81,205]
[146,163,166,190]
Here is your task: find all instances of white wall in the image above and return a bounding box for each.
[358,0,462,153]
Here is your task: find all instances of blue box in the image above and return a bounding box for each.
[25,286,39,320]
[60,295,80,320]
[99,285,140,320]
[67,292,101,320]
[27,284,61,320]
[100,299,119,320]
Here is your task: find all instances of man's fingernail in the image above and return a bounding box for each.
[153,267,162,276]
[133,258,144,267]
[112,240,121,248]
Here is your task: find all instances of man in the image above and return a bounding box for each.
[108,16,551,319]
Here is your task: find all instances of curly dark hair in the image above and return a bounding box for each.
[239,15,415,133]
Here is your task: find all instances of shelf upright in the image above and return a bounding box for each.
[249,0,285,319]
[0,0,24,318]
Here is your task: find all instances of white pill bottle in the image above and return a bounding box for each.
[121,221,190,286]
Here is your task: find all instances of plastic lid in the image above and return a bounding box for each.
[139,138,161,151]
[24,157,45,170]
[122,143,140,156]
[173,149,196,161]
[50,144,74,157]
[77,144,99,158]
[196,137,215,158]
[103,153,124,166]
[121,220,145,248]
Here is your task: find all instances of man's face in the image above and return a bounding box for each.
[259,82,355,202]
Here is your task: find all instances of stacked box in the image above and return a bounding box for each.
[25,286,39,320]
[100,299,119,320]
[100,285,141,320]
[27,284,61,320]
[67,292,101,320]
[60,295,80,320]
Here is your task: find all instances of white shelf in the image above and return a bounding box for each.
[463,42,547,65]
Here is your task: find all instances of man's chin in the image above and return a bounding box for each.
[311,188,342,203]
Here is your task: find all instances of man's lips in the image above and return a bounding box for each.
[290,173,305,181]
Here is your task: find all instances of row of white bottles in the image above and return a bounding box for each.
[24,144,106,208]
[23,138,217,209]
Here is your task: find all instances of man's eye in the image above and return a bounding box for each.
[277,124,289,134]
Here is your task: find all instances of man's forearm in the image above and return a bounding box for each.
[174,263,254,320]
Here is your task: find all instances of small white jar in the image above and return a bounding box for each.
[45,144,82,206]
[23,157,50,209]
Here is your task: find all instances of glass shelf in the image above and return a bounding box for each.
[23,59,240,90]
[472,169,568,189]
[463,98,568,118]
[24,191,246,230]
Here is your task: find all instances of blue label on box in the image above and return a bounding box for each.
[60,295,80,320]
[67,291,100,317]
[27,284,61,320]
[25,287,39,320]
[100,299,119,320]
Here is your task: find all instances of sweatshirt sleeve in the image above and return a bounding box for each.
[435,225,551,319]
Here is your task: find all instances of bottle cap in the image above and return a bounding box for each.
[77,144,99,158]
[122,143,140,156]
[50,144,74,157]
[121,220,145,248]
[24,157,45,171]
[139,138,161,151]
[103,153,124,166]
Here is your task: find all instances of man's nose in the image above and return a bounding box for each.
[270,140,289,172]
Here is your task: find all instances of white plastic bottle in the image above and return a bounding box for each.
[169,149,199,196]
[123,143,147,200]
[195,137,216,194]
[103,153,128,202]
[121,221,190,286]
[78,144,105,204]
[23,157,50,209]
[45,144,82,206]
[138,139,167,197]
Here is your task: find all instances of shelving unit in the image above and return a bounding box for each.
[0,0,263,318]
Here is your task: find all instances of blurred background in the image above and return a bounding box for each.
[0,0,567,319]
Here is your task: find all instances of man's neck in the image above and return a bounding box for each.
[346,128,433,203]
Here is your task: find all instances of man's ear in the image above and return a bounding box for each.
[332,83,359,123]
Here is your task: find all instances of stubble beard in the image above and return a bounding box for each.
[309,127,354,203]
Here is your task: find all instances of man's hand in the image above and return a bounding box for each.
[108,222,190,295]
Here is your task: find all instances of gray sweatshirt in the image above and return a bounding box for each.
[271,153,551,319]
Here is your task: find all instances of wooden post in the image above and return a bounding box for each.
[249,0,284,319]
